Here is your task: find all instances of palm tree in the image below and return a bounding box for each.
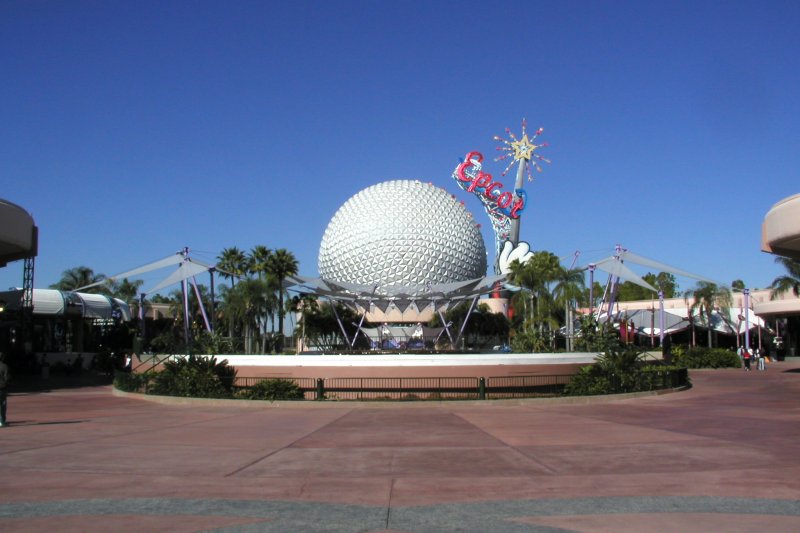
[216,247,249,288]
[248,245,272,280]
[50,266,108,294]
[552,267,586,350]
[111,278,144,303]
[266,248,299,344]
[685,282,731,348]
[769,257,800,356]
[219,278,271,354]
[769,257,800,299]
[507,251,575,345]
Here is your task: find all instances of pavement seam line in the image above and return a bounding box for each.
[451,411,559,475]
[385,477,396,529]
[223,408,356,477]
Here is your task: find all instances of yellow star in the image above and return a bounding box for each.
[510,134,537,161]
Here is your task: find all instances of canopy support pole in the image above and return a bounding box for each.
[209,267,215,333]
[438,309,454,346]
[329,298,351,347]
[350,302,368,348]
[454,296,479,349]
[190,276,211,333]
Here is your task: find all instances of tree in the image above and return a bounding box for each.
[731,279,746,291]
[50,266,108,294]
[507,250,585,350]
[266,248,299,344]
[616,272,676,301]
[769,257,800,299]
[216,247,249,288]
[651,272,678,298]
[111,278,144,303]
[616,280,651,302]
[430,302,510,348]
[685,282,731,348]
[248,245,272,280]
[301,301,358,351]
[769,257,800,356]
[218,278,272,354]
[507,251,562,334]
[552,266,586,350]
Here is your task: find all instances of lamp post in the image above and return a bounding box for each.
[744,288,751,351]
[588,264,596,317]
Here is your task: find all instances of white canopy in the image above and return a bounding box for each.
[583,249,719,293]
[0,289,131,321]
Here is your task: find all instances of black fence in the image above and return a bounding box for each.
[230,369,688,401]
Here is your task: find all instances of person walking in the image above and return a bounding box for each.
[0,352,10,427]
[743,348,752,371]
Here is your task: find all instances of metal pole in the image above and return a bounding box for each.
[350,305,368,348]
[566,304,573,351]
[438,309,454,345]
[181,247,190,349]
[191,276,211,332]
[650,299,655,347]
[139,292,147,348]
[744,288,751,351]
[508,159,526,246]
[659,290,665,346]
[588,264,595,317]
[455,296,480,348]
[329,298,351,347]
[182,278,190,348]
[209,267,215,333]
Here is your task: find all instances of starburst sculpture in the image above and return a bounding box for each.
[493,118,550,180]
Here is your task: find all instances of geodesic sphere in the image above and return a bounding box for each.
[318,180,487,290]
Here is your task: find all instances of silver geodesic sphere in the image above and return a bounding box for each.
[318,180,487,290]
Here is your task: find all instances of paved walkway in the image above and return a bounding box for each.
[1,361,800,532]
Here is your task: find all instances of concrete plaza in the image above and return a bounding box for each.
[1,361,799,532]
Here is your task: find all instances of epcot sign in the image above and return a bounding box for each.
[455,151,526,219]
[452,119,549,274]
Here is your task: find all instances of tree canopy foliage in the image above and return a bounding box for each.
[615,272,678,301]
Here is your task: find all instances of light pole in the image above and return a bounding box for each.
[744,288,751,351]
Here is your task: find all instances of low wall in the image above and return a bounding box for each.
[138,352,599,379]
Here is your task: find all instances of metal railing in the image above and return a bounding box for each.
[320,377,481,401]
[485,375,573,399]
[228,375,581,401]
[232,376,317,400]
[226,369,689,401]
[127,368,689,401]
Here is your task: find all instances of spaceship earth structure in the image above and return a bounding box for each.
[318,180,487,290]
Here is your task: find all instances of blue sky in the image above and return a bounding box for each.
[1,0,798,295]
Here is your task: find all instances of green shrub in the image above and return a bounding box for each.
[564,335,691,396]
[673,346,740,369]
[238,378,304,401]
[563,366,613,396]
[149,355,237,398]
[511,329,549,352]
[114,371,151,393]
[573,316,620,352]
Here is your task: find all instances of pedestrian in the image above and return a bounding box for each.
[757,348,766,371]
[124,353,132,373]
[0,351,10,427]
[743,348,751,371]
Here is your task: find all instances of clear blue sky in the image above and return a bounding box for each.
[2,0,798,294]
